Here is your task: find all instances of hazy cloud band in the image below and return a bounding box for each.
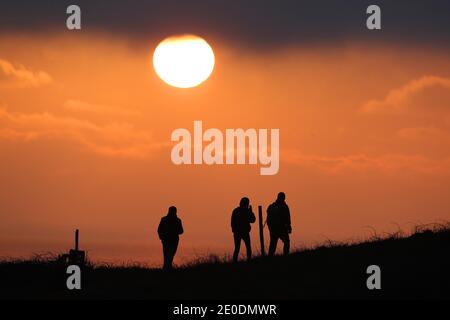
[1,0,449,49]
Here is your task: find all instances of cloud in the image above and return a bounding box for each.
[63,99,140,117]
[0,58,52,87]
[283,151,450,175]
[361,76,450,115]
[0,1,449,49]
[0,107,165,158]
[397,127,450,142]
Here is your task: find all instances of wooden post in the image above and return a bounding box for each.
[258,205,265,256]
[75,229,79,251]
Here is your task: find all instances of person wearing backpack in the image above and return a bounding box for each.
[157,206,184,270]
[267,192,292,256]
[231,197,256,262]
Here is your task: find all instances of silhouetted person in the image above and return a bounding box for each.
[231,197,256,262]
[267,192,292,256]
[158,206,184,270]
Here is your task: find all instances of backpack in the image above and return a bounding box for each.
[266,203,277,228]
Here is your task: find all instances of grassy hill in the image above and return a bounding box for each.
[1,225,450,299]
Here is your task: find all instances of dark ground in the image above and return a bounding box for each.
[1,227,449,300]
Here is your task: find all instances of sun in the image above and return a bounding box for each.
[153,35,215,88]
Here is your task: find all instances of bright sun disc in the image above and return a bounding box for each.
[153,35,215,88]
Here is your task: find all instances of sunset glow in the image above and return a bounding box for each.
[0,1,450,267]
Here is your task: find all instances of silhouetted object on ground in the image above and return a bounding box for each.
[267,192,292,256]
[231,197,256,262]
[158,206,184,270]
[58,229,86,265]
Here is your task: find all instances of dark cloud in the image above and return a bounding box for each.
[1,0,449,49]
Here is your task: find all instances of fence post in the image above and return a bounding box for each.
[258,205,265,256]
[75,229,79,251]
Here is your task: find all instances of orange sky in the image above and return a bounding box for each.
[1,33,450,265]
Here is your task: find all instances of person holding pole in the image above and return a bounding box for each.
[231,197,256,262]
[267,192,292,256]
